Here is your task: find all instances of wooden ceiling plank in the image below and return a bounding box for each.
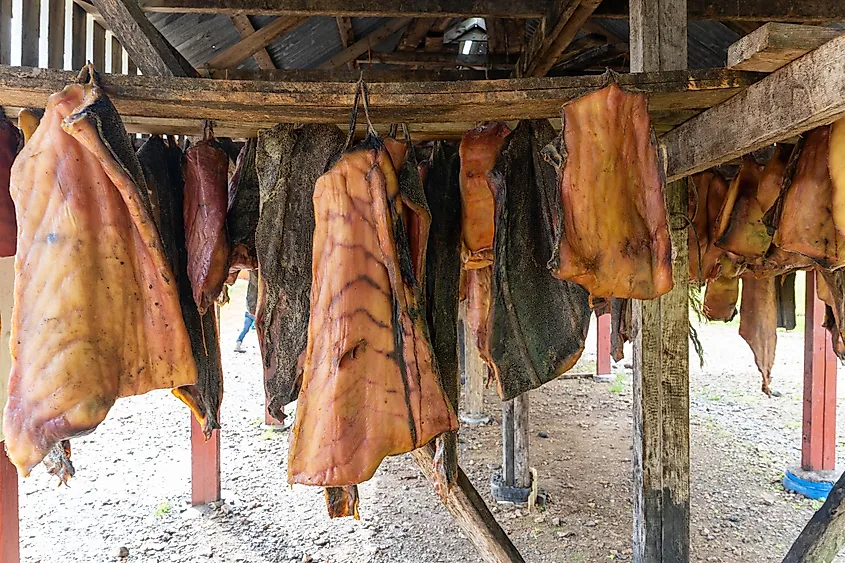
[207,16,307,70]
[137,0,546,18]
[662,33,845,181]
[355,50,515,69]
[230,15,277,69]
[90,0,196,76]
[397,18,438,51]
[318,18,413,70]
[727,22,842,72]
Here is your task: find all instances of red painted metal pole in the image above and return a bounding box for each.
[597,312,611,376]
[191,416,221,506]
[0,445,19,563]
[802,270,837,472]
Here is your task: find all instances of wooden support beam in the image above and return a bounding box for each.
[319,18,413,70]
[802,270,838,473]
[597,312,611,376]
[397,18,437,51]
[502,394,530,489]
[594,0,845,23]
[411,445,525,563]
[90,0,196,77]
[662,33,845,182]
[190,415,221,505]
[486,18,506,55]
[230,15,277,70]
[517,0,604,78]
[207,16,305,70]
[727,23,842,73]
[783,469,845,562]
[48,0,67,70]
[0,0,11,66]
[21,0,39,68]
[0,65,759,129]
[138,0,546,18]
[71,4,88,71]
[0,448,18,563]
[334,16,357,69]
[208,67,503,81]
[357,50,515,69]
[631,0,690,562]
[93,21,107,73]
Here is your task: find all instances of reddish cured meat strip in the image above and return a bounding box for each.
[0,113,20,258]
[739,274,777,395]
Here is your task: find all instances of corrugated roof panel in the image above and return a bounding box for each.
[150,13,243,68]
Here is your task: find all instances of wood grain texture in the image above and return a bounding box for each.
[90,0,195,76]
[519,0,604,77]
[411,444,525,563]
[663,33,845,182]
[0,0,11,66]
[594,0,845,22]
[138,0,545,17]
[460,303,487,420]
[48,0,67,70]
[630,0,687,72]
[230,15,276,70]
[208,16,305,70]
[318,18,412,69]
[513,393,530,489]
[71,3,88,71]
[783,468,845,562]
[93,21,106,73]
[21,0,39,68]
[727,23,842,72]
[111,35,123,73]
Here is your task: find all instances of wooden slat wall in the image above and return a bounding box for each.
[72,2,88,71]
[93,21,106,72]
[21,0,40,67]
[48,0,65,69]
[0,0,12,65]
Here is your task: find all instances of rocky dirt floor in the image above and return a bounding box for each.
[18,274,845,563]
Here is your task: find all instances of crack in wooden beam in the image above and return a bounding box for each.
[230,15,277,70]
[91,0,196,76]
[207,16,307,70]
[662,33,845,181]
[137,0,546,18]
[318,18,413,70]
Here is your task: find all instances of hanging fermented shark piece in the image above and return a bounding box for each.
[738,274,777,395]
[703,274,739,322]
[183,122,230,314]
[549,79,673,300]
[138,135,224,436]
[3,66,196,476]
[288,122,458,487]
[771,127,845,269]
[689,171,729,283]
[610,298,632,362]
[828,118,845,239]
[254,124,346,423]
[227,138,259,273]
[712,155,767,258]
[816,271,845,361]
[488,120,591,401]
[325,486,360,519]
[423,141,462,495]
[0,111,20,258]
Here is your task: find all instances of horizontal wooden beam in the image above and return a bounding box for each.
[137,0,546,17]
[356,50,515,70]
[662,33,845,181]
[318,18,412,70]
[727,23,842,72]
[207,67,508,81]
[593,0,845,22]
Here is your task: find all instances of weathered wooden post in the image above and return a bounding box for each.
[492,394,533,504]
[459,302,489,425]
[630,0,690,560]
[782,270,839,500]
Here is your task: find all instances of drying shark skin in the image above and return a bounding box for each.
[713,156,767,258]
[774,127,845,269]
[828,118,845,240]
[738,274,777,395]
[184,124,230,314]
[227,138,260,273]
[703,274,739,322]
[610,298,632,362]
[551,81,673,300]
[0,113,20,258]
[688,171,729,283]
[3,68,196,476]
[817,271,845,361]
[138,136,224,436]
[254,124,346,423]
[288,135,458,487]
[325,486,360,519]
[489,120,592,401]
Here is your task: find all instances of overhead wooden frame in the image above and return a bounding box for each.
[594,0,845,22]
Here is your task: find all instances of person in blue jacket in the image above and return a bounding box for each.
[234,270,258,353]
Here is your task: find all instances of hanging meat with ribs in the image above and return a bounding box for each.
[738,274,777,395]
[138,135,224,435]
[489,120,591,401]
[688,170,729,283]
[458,123,510,382]
[227,138,259,274]
[549,80,673,300]
[772,126,845,269]
[288,133,458,487]
[254,124,346,423]
[0,111,21,258]
[184,122,230,314]
[3,67,196,476]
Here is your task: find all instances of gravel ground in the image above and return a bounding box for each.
[16,275,845,562]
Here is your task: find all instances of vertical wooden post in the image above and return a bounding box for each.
[21,0,39,67]
[71,5,87,71]
[110,35,122,73]
[0,0,11,65]
[460,302,489,424]
[802,269,838,472]
[500,394,530,491]
[47,0,66,69]
[502,400,514,484]
[92,22,106,73]
[127,51,137,75]
[597,312,611,376]
[190,417,221,506]
[0,448,18,563]
[630,0,689,561]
